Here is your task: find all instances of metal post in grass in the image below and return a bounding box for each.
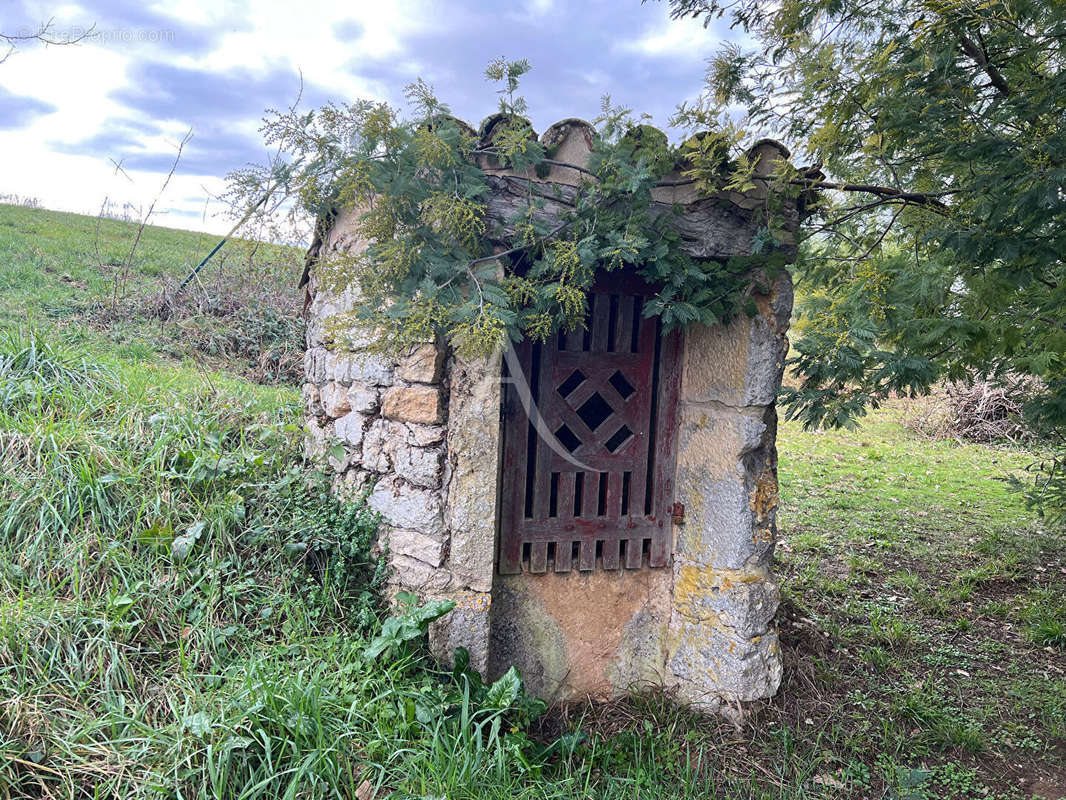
[176,190,272,294]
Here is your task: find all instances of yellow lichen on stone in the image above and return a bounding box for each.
[749,471,779,523]
[674,563,767,623]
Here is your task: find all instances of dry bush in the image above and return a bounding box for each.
[147,257,305,385]
[86,238,306,385]
[903,375,1034,444]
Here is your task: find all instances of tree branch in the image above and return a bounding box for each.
[793,178,953,213]
[0,19,95,64]
[957,33,1011,99]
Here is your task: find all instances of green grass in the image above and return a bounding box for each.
[1,203,1064,799]
[0,203,305,384]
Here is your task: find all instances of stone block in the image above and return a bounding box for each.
[767,271,794,332]
[407,423,446,447]
[674,476,762,569]
[682,314,786,408]
[301,383,322,417]
[306,310,373,351]
[361,419,402,473]
[387,553,453,593]
[303,417,328,461]
[681,273,792,410]
[323,350,394,386]
[327,444,351,473]
[393,445,444,489]
[673,406,777,569]
[668,622,782,703]
[332,468,372,500]
[430,591,491,675]
[675,405,767,474]
[324,205,369,253]
[672,562,779,639]
[369,478,445,536]
[333,411,366,447]
[382,385,443,425]
[397,343,444,384]
[389,528,446,566]
[304,347,326,384]
[346,382,379,414]
[312,284,362,319]
[363,419,441,479]
[538,119,595,187]
[319,381,351,418]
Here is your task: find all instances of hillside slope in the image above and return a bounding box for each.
[0,204,1062,800]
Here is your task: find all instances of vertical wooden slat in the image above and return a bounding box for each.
[531,335,554,522]
[648,532,668,567]
[601,539,620,570]
[558,472,575,520]
[530,541,548,573]
[578,539,596,570]
[581,471,599,518]
[616,295,634,353]
[625,537,643,568]
[606,470,623,519]
[629,452,648,519]
[532,459,552,519]
[554,538,572,572]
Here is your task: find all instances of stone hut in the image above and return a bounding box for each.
[301,117,803,713]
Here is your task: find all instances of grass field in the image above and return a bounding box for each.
[0,204,305,383]
[0,202,1063,799]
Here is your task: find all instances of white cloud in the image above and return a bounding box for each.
[0,40,193,224]
[0,0,733,234]
[167,0,432,99]
[0,0,439,233]
[1,43,128,146]
[518,0,554,19]
[618,15,720,61]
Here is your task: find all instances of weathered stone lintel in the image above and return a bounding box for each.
[483,175,798,263]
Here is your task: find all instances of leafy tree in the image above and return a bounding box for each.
[659,0,1066,519]
[230,60,781,360]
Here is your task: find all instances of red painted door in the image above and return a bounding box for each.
[498,272,682,574]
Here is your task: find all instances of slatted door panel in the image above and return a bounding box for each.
[499,273,682,574]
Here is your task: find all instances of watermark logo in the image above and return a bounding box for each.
[13,25,176,45]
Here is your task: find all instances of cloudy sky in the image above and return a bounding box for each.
[1,0,731,234]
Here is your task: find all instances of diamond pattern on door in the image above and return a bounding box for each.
[498,271,682,574]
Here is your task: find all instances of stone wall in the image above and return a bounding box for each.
[303,206,497,672]
[667,273,792,710]
[302,117,801,714]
